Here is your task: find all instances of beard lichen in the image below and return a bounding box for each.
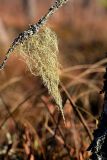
[17,27,65,122]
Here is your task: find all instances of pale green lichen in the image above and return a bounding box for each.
[17,27,65,122]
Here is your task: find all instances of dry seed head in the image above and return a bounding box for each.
[17,27,65,122]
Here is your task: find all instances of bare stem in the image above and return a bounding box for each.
[60,82,93,142]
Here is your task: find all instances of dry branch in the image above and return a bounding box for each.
[0,0,69,70]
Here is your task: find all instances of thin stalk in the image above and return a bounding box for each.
[60,82,93,142]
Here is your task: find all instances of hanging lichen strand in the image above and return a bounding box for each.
[0,0,69,70]
[18,27,65,122]
[0,0,69,123]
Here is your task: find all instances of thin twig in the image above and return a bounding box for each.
[60,82,93,142]
[0,0,69,70]
[45,124,64,145]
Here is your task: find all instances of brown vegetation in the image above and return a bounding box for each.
[0,0,107,159]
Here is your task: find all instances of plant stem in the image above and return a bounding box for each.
[60,82,93,142]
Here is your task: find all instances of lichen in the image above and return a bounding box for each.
[17,27,65,122]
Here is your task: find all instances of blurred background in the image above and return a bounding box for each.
[0,0,107,159]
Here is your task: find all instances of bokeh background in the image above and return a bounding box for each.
[0,0,107,159]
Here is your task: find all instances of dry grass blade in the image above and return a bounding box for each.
[0,88,46,129]
[0,77,22,93]
[60,82,93,141]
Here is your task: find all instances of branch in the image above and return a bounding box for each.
[88,67,107,159]
[0,0,69,70]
